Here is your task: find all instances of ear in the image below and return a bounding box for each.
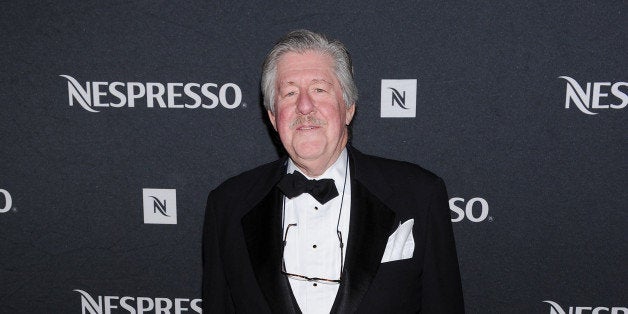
[345,103,356,125]
[267,110,278,131]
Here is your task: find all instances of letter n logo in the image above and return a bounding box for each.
[389,88,409,109]
[558,76,597,115]
[142,188,177,224]
[542,300,566,314]
[74,289,102,314]
[381,79,417,118]
[150,196,170,217]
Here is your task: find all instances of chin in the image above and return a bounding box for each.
[294,149,325,161]
[292,143,326,161]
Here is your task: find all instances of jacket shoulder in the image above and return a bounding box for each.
[208,158,285,207]
[352,148,444,188]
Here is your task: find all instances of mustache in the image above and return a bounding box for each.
[289,115,326,129]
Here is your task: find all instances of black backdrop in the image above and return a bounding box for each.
[1,1,626,313]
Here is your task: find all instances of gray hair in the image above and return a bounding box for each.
[261,29,358,114]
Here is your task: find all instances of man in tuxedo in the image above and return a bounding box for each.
[203,29,464,313]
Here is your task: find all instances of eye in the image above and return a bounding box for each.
[314,88,326,93]
[284,91,296,97]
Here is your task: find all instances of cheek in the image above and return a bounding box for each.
[277,111,291,127]
[328,104,346,124]
[275,111,295,134]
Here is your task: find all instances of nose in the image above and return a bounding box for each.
[296,91,315,115]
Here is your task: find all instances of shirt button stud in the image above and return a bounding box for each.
[313,244,317,249]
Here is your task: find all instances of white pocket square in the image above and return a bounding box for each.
[381,219,415,263]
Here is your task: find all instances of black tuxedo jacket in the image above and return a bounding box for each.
[203,147,464,313]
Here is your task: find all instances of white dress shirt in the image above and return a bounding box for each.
[282,149,351,314]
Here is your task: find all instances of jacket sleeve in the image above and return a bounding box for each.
[420,177,465,313]
[202,191,236,313]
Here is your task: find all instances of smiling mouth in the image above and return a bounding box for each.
[296,125,320,131]
[290,115,326,130]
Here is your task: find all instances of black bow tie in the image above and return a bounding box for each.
[277,171,339,204]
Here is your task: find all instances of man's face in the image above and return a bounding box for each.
[268,51,355,174]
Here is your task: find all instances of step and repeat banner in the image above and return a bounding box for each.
[1,1,625,313]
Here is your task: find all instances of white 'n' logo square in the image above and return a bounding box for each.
[142,188,177,224]
[380,79,417,118]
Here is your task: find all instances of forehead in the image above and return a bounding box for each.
[276,51,337,84]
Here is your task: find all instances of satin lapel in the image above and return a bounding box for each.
[331,177,396,313]
[241,186,299,313]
